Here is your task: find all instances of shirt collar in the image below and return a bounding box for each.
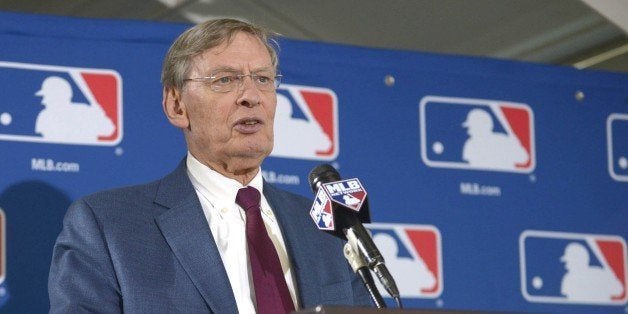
[186,152,264,202]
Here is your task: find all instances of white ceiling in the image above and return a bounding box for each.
[1,0,627,72]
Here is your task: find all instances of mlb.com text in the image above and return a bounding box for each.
[31,158,80,173]
[261,170,300,185]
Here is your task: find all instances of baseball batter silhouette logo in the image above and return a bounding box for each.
[0,208,8,308]
[420,95,535,173]
[0,61,122,146]
[271,84,338,161]
[607,113,628,182]
[367,223,443,298]
[520,230,627,305]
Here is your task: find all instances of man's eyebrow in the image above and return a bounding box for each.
[251,66,275,73]
[206,66,238,74]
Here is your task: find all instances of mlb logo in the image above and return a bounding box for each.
[419,95,535,173]
[309,178,367,232]
[0,61,122,146]
[520,230,627,305]
[0,208,5,286]
[271,84,338,161]
[322,178,367,212]
[0,208,6,308]
[310,188,335,231]
[607,113,628,182]
[367,223,443,298]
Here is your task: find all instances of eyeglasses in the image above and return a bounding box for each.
[183,71,282,93]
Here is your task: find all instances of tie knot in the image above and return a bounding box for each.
[235,186,261,212]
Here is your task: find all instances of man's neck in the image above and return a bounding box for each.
[188,152,260,186]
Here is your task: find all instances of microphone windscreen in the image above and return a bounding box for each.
[308,164,341,193]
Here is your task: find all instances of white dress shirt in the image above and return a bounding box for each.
[186,153,299,313]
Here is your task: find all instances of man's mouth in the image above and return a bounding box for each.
[234,118,263,133]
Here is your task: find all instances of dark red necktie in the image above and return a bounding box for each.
[236,186,295,314]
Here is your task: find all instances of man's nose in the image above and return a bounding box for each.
[237,75,261,108]
[238,75,256,90]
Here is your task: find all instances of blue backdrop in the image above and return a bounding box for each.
[0,11,626,313]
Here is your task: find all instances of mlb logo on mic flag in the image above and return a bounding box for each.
[271,84,338,161]
[310,188,335,231]
[0,61,122,146]
[367,223,443,298]
[322,178,367,212]
[419,95,535,173]
[519,230,627,306]
[607,113,628,182]
[309,178,367,231]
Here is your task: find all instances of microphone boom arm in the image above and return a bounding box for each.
[343,229,386,308]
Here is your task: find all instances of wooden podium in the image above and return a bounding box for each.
[296,305,494,314]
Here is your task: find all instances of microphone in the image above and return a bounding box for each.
[308,164,400,303]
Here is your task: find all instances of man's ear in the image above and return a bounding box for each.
[162,87,190,129]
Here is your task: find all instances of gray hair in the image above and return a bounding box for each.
[161,18,279,90]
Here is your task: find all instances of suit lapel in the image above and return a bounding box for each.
[154,161,238,313]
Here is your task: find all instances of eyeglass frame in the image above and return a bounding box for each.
[182,71,282,93]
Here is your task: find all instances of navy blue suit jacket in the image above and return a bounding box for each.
[48,161,372,313]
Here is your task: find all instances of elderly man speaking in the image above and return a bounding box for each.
[48,19,372,314]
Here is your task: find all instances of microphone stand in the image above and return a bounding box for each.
[343,229,386,308]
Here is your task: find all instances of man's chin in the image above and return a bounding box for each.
[232,146,271,162]
[237,139,272,156]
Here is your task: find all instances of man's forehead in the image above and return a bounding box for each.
[205,33,269,58]
[190,36,273,73]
